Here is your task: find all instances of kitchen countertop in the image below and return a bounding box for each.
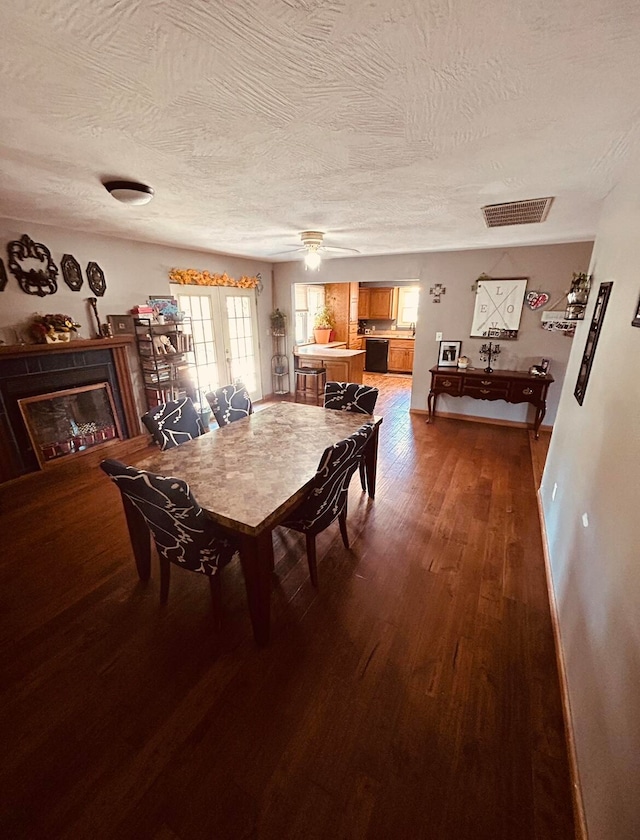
[295,345,365,358]
[360,332,415,340]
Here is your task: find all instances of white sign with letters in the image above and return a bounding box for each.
[471,277,527,340]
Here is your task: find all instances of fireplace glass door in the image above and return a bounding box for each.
[18,382,122,467]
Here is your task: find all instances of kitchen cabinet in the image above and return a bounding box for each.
[358,288,370,318]
[387,339,414,373]
[294,348,365,384]
[368,287,395,319]
[327,282,361,347]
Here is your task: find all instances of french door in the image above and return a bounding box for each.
[170,285,262,404]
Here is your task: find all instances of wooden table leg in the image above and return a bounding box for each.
[427,390,437,423]
[121,495,151,580]
[364,423,380,500]
[534,400,547,440]
[239,530,274,646]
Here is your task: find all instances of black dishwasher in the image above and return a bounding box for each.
[365,338,389,373]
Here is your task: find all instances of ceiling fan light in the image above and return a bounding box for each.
[104,180,155,206]
[304,249,322,270]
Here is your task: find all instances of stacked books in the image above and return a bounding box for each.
[131,304,154,316]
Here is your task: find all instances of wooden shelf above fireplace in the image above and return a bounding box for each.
[0,335,134,358]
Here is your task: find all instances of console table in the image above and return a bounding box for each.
[427,366,554,438]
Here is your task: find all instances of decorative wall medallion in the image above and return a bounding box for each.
[0,257,7,291]
[61,253,83,291]
[526,290,550,310]
[7,234,58,296]
[86,261,106,296]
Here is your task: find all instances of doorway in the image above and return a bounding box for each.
[171,285,263,406]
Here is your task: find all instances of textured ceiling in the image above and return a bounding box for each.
[1,0,639,261]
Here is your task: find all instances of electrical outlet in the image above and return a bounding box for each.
[552,482,557,501]
[582,512,589,528]
[435,331,443,341]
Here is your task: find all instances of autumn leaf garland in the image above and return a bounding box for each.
[169,268,261,288]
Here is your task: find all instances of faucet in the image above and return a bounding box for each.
[410,322,416,336]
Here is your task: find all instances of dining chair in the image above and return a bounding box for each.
[323,381,379,414]
[141,397,205,450]
[323,382,379,491]
[279,422,375,587]
[100,459,239,627]
[205,383,253,426]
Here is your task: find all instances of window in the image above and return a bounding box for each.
[395,286,420,328]
[294,284,326,344]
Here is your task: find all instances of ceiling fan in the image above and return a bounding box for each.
[271,231,360,270]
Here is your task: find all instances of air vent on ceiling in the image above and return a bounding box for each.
[482,197,554,227]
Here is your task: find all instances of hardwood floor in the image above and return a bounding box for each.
[0,374,574,839]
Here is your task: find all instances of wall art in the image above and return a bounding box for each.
[107,314,134,336]
[7,234,58,296]
[471,277,527,340]
[526,290,549,310]
[86,261,106,296]
[0,257,7,291]
[61,253,83,291]
[574,282,613,406]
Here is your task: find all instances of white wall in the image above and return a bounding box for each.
[275,241,593,426]
[541,158,640,838]
[0,217,274,405]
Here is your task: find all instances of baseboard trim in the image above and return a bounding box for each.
[410,408,552,433]
[536,490,588,840]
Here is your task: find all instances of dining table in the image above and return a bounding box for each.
[129,401,383,645]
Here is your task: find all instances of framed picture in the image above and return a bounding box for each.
[574,282,613,406]
[107,314,135,336]
[632,292,640,327]
[438,340,462,367]
[471,277,528,340]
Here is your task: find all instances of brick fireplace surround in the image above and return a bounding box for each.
[0,337,142,483]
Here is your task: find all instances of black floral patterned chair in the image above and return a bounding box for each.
[100,459,239,627]
[205,383,253,427]
[141,397,205,451]
[323,381,379,414]
[323,382,379,492]
[280,423,375,587]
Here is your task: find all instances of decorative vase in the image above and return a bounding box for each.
[313,328,332,344]
[45,331,72,343]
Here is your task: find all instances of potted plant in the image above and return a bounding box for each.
[270,308,286,336]
[313,305,335,344]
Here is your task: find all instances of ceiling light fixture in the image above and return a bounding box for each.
[301,231,324,271]
[304,248,322,271]
[104,180,155,206]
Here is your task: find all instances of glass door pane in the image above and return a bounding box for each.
[172,285,263,403]
[175,293,223,402]
[219,289,262,398]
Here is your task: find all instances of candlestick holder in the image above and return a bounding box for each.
[479,341,501,373]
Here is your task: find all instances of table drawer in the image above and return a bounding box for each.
[432,374,462,395]
[462,384,509,400]
[508,381,545,403]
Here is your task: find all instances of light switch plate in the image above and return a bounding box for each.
[435,332,443,341]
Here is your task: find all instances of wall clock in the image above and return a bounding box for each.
[471,277,527,340]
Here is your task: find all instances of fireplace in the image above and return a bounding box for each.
[0,337,141,482]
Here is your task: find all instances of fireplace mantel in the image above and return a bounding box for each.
[0,336,134,359]
[0,337,141,482]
